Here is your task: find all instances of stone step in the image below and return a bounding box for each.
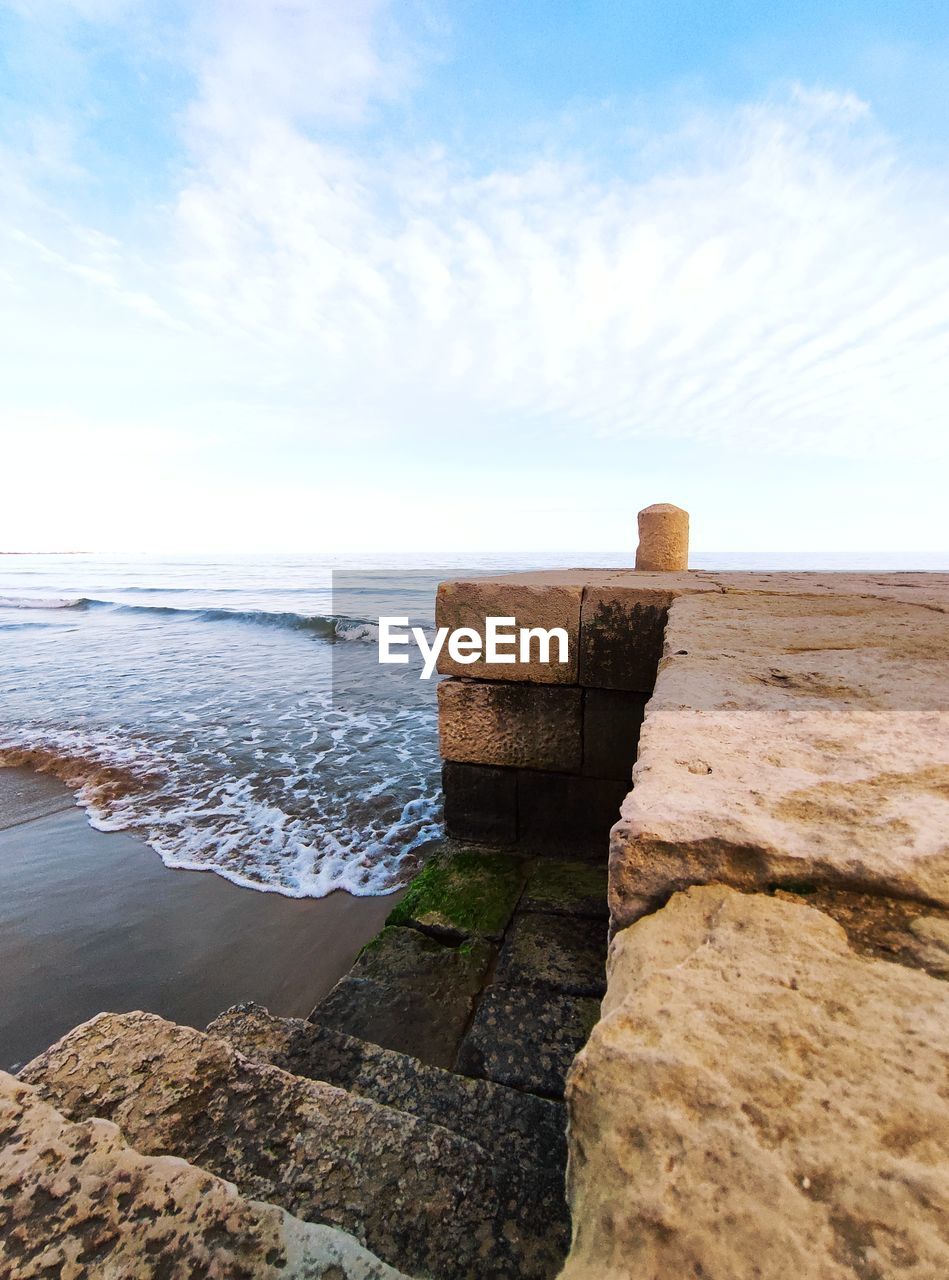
[19,1011,568,1280]
[207,1001,568,1196]
[310,924,493,1069]
[0,1069,410,1280]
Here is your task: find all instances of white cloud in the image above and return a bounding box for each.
[170,63,949,460]
[2,1,949,553]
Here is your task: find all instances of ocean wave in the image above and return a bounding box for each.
[0,714,441,900]
[0,594,376,640]
[0,595,89,609]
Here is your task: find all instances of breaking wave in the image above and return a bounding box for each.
[0,595,376,641]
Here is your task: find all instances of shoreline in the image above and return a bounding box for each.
[0,766,398,1071]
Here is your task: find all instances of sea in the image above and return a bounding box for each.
[2,550,946,899]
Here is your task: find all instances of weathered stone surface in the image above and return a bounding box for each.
[771,885,949,980]
[495,913,607,997]
[518,771,626,856]
[385,843,525,941]
[611,590,949,927]
[436,577,583,683]
[20,1011,566,1280]
[456,987,600,1100]
[438,679,582,771]
[520,859,608,919]
[561,885,949,1280]
[581,688,647,779]
[0,1071,410,1280]
[578,588,671,692]
[208,1003,569,1207]
[634,502,689,572]
[443,760,517,844]
[312,925,493,1068]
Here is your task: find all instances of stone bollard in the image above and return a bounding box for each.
[635,503,689,572]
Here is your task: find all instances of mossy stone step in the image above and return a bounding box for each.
[311,925,493,1070]
[519,859,609,919]
[386,843,527,941]
[456,986,602,1100]
[495,912,608,997]
[208,1002,569,1215]
[20,1011,567,1280]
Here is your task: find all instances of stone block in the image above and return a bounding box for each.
[438,678,582,771]
[312,926,493,1069]
[20,1011,565,1280]
[456,986,600,1100]
[579,587,672,691]
[495,912,608,997]
[581,688,648,779]
[0,1070,410,1280]
[520,859,609,919]
[561,885,949,1280]
[385,843,526,941]
[435,577,582,683]
[517,771,627,856]
[442,760,517,844]
[208,1002,569,1212]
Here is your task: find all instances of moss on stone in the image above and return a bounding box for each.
[520,860,608,919]
[386,847,526,941]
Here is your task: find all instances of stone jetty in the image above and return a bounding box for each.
[3,550,949,1278]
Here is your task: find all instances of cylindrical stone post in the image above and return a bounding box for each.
[635,503,689,571]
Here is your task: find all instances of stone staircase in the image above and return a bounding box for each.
[4,846,609,1279]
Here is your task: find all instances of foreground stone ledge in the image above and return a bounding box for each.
[19,1011,565,1279]
[0,1071,409,1280]
[561,885,949,1280]
[610,590,949,926]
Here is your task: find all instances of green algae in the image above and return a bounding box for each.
[386,847,526,941]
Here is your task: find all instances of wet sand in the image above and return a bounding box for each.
[0,767,399,1071]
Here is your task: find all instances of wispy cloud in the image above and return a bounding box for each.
[1,1,948,551]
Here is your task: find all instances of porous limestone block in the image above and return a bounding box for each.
[610,590,949,927]
[0,1071,410,1280]
[438,678,582,771]
[561,885,949,1280]
[578,587,673,691]
[436,576,583,683]
[442,760,517,843]
[581,689,648,779]
[634,503,689,572]
[518,771,626,856]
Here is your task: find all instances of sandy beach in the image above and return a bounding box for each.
[0,766,397,1071]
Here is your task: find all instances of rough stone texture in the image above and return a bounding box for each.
[0,1071,409,1280]
[771,886,949,980]
[578,588,671,692]
[561,885,949,1280]
[456,987,600,1100]
[438,679,582,771]
[518,771,626,856]
[0,1072,411,1280]
[385,843,526,941]
[581,689,647,779]
[312,925,493,1068]
[495,913,607,997]
[610,589,949,927]
[435,577,582,683]
[519,859,609,919]
[634,502,689,572]
[207,1003,568,1206]
[19,1012,566,1280]
[442,760,517,844]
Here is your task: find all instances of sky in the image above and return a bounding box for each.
[1,0,948,553]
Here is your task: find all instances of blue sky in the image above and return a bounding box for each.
[1,0,948,552]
